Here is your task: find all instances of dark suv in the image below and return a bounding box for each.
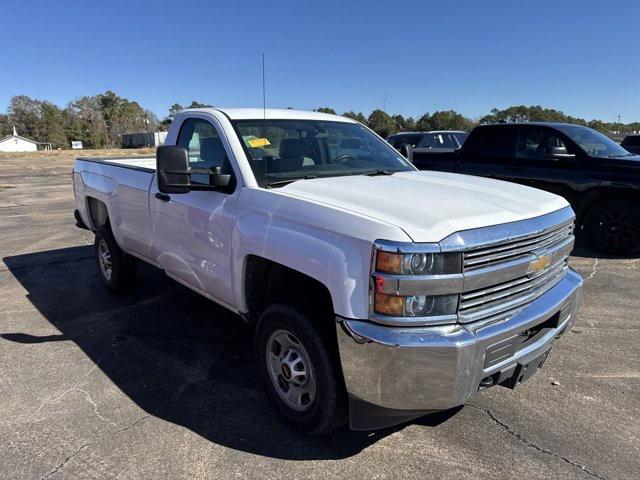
[387,131,467,157]
[409,123,640,254]
[621,134,640,155]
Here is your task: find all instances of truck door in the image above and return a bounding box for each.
[150,117,238,308]
[456,126,517,180]
[505,126,580,203]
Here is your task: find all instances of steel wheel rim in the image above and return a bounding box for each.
[594,209,636,248]
[265,329,316,412]
[98,238,113,281]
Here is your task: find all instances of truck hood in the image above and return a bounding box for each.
[281,171,569,242]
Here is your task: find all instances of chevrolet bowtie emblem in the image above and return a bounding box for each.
[528,254,551,273]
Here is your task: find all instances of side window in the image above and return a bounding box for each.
[465,127,517,159]
[516,128,569,161]
[176,118,232,184]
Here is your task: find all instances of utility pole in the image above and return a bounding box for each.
[144,116,150,148]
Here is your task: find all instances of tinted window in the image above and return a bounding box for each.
[453,132,468,145]
[622,136,640,147]
[177,118,232,184]
[516,128,569,160]
[465,127,517,158]
[416,133,459,148]
[390,134,422,148]
[555,125,630,158]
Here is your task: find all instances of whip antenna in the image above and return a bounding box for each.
[261,53,268,184]
[262,53,266,126]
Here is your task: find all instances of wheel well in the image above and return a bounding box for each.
[86,197,109,229]
[244,256,335,328]
[577,189,640,226]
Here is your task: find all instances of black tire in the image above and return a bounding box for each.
[583,200,640,255]
[255,304,347,435]
[94,227,137,293]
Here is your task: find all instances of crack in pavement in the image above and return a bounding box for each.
[585,258,599,282]
[25,387,118,427]
[38,414,150,480]
[22,343,125,426]
[467,404,608,480]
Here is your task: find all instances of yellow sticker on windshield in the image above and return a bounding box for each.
[247,137,271,148]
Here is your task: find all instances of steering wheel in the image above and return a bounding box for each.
[333,154,358,165]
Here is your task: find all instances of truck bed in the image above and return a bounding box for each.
[77,156,156,172]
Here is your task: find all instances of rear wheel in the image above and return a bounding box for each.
[94,227,137,292]
[583,200,640,255]
[255,304,347,435]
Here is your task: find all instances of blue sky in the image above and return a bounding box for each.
[2,0,639,122]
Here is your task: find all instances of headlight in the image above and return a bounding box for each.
[374,292,459,317]
[371,243,462,323]
[376,251,460,275]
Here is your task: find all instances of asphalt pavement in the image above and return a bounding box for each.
[1,153,638,479]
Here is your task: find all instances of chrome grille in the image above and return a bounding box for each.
[463,223,573,271]
[459,260,568,323]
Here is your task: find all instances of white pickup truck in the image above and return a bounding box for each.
[73,108,583,434]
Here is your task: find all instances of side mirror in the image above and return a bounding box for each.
[544,147,576,161]
[157,146,190,194]
[157,146,233,193]
[208,166,232,188]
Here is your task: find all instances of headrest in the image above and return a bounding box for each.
[280,138,315,158]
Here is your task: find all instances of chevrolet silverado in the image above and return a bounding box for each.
[73,108,583,434]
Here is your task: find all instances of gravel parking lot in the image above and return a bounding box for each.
[1,152,638,480]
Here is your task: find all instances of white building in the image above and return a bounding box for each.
[0,126,48,152]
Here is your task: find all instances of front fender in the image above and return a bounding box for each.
[232,188,410,319]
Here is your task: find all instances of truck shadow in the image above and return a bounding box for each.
[2,246,459,460]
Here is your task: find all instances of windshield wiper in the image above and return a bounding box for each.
[265,175,317,188]
[365,169,396,176]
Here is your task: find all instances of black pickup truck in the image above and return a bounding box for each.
[409,123,640,254]
[621,134,640,155]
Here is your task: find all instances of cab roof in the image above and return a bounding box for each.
[182,107,357,122]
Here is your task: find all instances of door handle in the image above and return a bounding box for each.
[155,192,171,202]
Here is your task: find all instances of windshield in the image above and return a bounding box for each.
[416,133,459,149]
[555,125,632,158]
[232,119,414,187]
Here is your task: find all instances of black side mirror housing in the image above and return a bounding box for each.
[545,146,577,161]
[208,166,232,188]
[157,146,190,194]
[157,147,234,193]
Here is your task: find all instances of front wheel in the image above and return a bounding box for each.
[583,200,640,255]
[255,304,347,435]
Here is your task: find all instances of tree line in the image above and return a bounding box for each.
[316,106,640,138]
[1,91,637,149]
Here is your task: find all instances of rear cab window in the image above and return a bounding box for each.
[464,126,517,160]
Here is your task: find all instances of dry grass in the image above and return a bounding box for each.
[0,147,156,161]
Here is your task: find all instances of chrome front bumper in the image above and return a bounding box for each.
[336,268,583,430]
